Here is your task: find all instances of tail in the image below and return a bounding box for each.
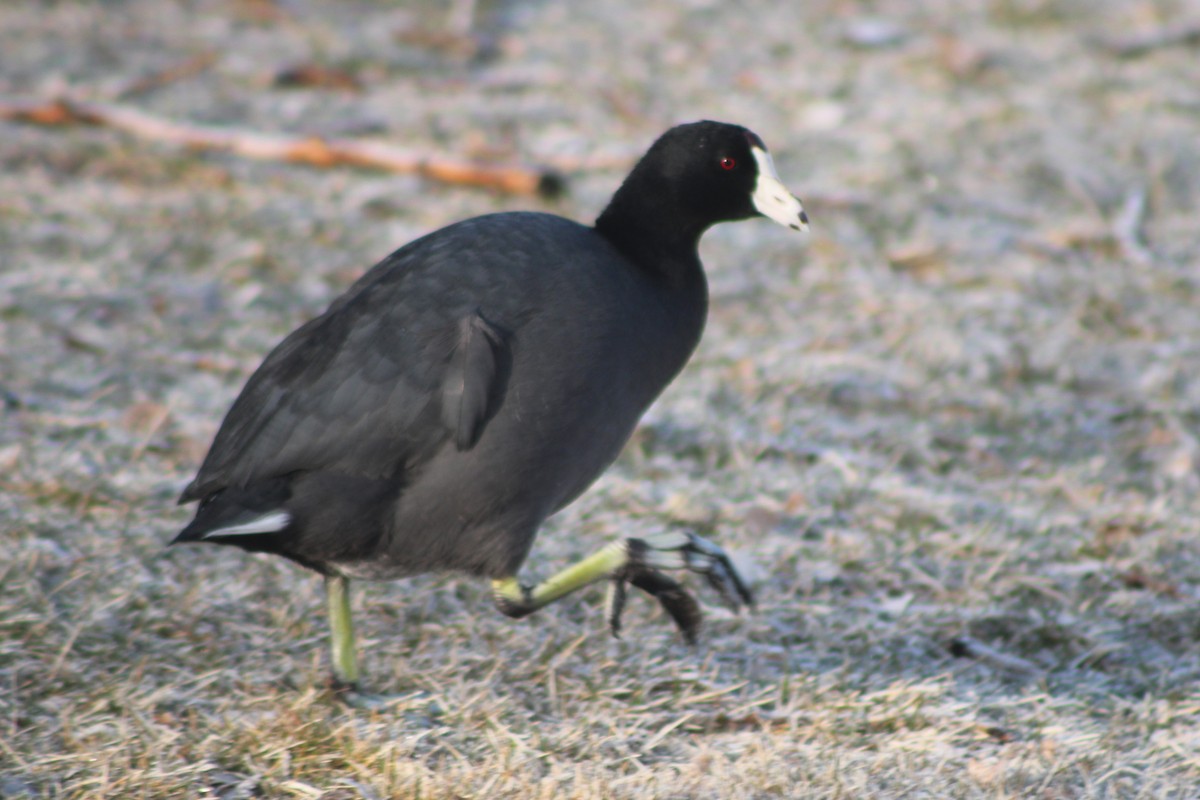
[172,478,293,546]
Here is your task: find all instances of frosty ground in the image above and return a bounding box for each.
[3,1,1200,797]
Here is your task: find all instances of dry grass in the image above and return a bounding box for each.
[4,0,1200,797]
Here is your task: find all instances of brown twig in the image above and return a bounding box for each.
[0,96,564,197]
[117,53,219,99]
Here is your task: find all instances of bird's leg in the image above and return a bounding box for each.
[326,574,361,689]
[491,531,753,644]
[324,575,399,710]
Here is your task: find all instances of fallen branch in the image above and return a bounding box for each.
[0,96,564,197]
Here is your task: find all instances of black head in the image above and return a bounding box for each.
[595,121,806,272]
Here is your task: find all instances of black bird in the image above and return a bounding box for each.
[173,121,807,705]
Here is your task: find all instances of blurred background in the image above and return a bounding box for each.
[3,1,1200,797]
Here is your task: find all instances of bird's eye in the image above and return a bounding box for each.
[719,157,736,170]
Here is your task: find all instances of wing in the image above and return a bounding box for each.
[179,241,511,504]
[441,311,507,450]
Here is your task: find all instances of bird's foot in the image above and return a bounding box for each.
[330,679,443,716]
[330,678,402,710]
[606,531,754,644]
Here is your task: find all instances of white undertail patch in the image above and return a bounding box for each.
[202,510,292,538]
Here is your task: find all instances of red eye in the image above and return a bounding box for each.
[720,157,736,170]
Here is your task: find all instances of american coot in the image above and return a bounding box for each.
[173,120,807,704]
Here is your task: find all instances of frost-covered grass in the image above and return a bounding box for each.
[3,1,1200,797]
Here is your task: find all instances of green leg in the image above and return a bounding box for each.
[324,575,403,709]
[492,541,629,614]
[325,574,360,689]
[490,531,754,643]
[324,574,442,714]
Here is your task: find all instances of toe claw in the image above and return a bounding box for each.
[703,555,755,611]
[673,532,754,611]
[606,577,628,639]
[628,567,702,645]
[612,530,752,642]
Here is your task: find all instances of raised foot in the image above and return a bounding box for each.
[607,531,754,645]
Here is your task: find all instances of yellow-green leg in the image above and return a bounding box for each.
[326,574,360,688]
[490,531,753,644]
[325,575,406,710]
[492,541,629,614]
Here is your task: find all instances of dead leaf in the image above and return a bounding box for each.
[700,712,786,733]
[936,35,994,78]
[1117,565,1180,598]
[783,492,807,514]
[966,758,1003,787]
[122,401,171,438]
[274,63,363,93]
[887,242,946,278]
[0,443,22,472]
[978,724,1015,743]
[394,28,495,60]
[172,435,212,467]
[1095,519,1147,553]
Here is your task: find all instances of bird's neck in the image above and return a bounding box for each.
[594,186,706,286]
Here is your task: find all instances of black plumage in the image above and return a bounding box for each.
[173,121,807,701]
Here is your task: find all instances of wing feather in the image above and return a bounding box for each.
[180,231,517,504]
